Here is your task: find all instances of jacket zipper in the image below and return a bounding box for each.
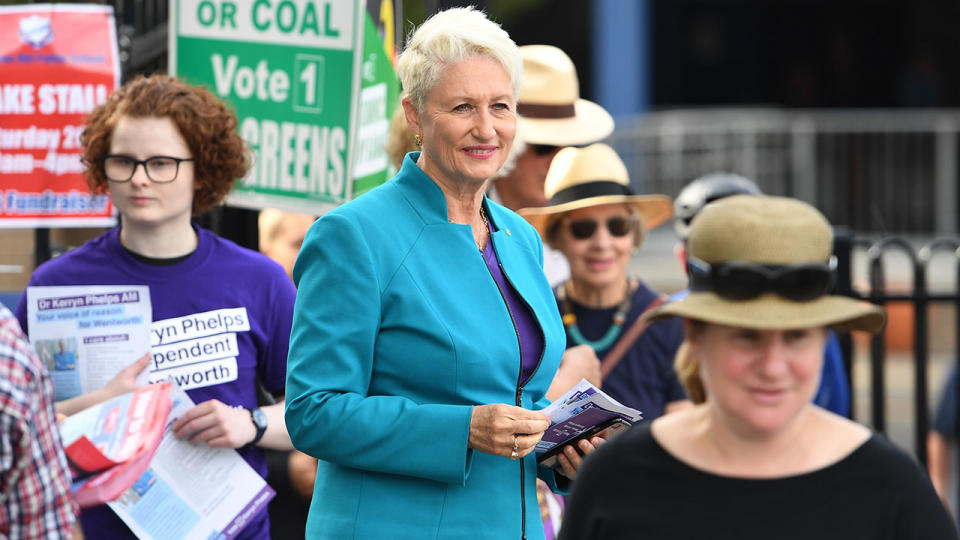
[485,233,547,540]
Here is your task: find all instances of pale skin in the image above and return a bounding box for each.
[59,115,292,451]
[927,430,953,515]
[492,144,561,211]
[404,56,600,475]
[652,323,870,478]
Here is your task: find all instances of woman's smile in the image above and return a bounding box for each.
[463,145,498,159]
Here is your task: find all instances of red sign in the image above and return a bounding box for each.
[0,5,120,228]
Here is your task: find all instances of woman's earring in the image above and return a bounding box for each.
[414,134,422,147]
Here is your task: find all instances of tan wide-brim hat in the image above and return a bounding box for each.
[518,143,673,238]
[516,45,614,146]
[647,195,886,333]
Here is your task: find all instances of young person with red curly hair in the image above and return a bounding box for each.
[16,74,296,540]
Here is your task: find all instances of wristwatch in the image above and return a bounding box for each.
[246,407,268,445]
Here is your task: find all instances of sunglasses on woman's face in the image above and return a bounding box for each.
[686,255,837,302]
[566,216,636,240]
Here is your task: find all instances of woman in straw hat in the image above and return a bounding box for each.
[286,7,592,539]
[520,143,691,422]
[559,195,957,540]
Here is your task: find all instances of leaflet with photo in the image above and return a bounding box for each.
[107,385,275,540]
[60,382,173,508]
[536,379,642,467]
[26,285,152,401]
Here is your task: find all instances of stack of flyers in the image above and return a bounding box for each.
[535,379,642,466]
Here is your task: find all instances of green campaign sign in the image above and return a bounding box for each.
[169,0,398,214]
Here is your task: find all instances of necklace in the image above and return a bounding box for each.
[559,278,635,352]
[477,205,489,251]
[449,205,489,251]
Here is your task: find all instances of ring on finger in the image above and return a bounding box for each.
[510,435,519,459]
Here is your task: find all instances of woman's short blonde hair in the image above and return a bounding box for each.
[396,6,521,112]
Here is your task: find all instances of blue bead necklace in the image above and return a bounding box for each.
[559,278,636,352]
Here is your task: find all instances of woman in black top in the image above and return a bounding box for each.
[560,195,957,540]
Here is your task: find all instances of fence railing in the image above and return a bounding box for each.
[610,109,960,235]
[836,230,960,465]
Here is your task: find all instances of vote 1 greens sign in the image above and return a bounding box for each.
[170,0,398,214]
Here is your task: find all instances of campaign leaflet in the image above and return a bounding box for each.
[26,285,152,401]
[107,385,275,540]
[59,382,173,508]
[535,379,642,467]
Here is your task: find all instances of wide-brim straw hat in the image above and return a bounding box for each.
[518,143,673,238]
[647,195,885,333]
[516,45,614,146]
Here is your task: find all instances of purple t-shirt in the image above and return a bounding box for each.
[481,221,544,386]
[15,225,296,540]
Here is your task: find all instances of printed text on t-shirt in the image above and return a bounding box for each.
[148,307,249,390]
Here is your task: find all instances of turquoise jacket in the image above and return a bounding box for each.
[286,153,566,540]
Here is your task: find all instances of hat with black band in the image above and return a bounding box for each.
[516,45,614,146]
[518,143,673,238]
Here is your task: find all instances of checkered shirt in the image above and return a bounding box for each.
[0,305,77,539]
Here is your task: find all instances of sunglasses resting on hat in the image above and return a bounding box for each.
[686,255,837,302]
[566,216,637,240]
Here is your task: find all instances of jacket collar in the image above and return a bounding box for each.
[395,152,452,225]
[396,151,502,228]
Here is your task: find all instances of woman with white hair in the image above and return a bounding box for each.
[559,195,957,539]
[286,7,591,539]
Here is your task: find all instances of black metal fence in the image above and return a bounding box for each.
[835,228,960,466]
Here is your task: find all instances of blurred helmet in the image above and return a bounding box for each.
[673,172,763,239]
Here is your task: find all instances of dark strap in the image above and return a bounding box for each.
[600,295,667,381]
[547,180,634,207]
[517,102,576,119]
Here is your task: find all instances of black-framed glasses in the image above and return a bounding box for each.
[530,144,560,156]
[100,155,195,183]
[687,255,837,302]
[567,216,637,240]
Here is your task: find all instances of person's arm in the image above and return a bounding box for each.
[170,399,293,450]
[927,430,953,514]
[1,338,78,538]
[545,345,601,401]
[55,352,151,416]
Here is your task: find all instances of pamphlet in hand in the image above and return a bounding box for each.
[59,382,174,508]
[26,285,152,401]
[106,385,276,540]
[535,379,642,467]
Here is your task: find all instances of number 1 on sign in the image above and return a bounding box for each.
[294,54,324,113]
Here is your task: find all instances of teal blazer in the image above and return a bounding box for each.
[286,153,566,539]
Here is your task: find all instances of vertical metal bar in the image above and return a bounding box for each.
[935,120,957,234]
[914,254,928,465]
[833,227,855,418]
[791,116,817,206]
[868,244,886,433]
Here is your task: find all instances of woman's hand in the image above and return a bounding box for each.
[101,351,151,399]
[555,435,605,479]
[171,399,257,448]
[468,404,550,459]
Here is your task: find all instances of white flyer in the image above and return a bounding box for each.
[107,386,275,540]
[26,285,152,401]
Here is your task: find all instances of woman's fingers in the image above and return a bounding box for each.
[469,404,552,457]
